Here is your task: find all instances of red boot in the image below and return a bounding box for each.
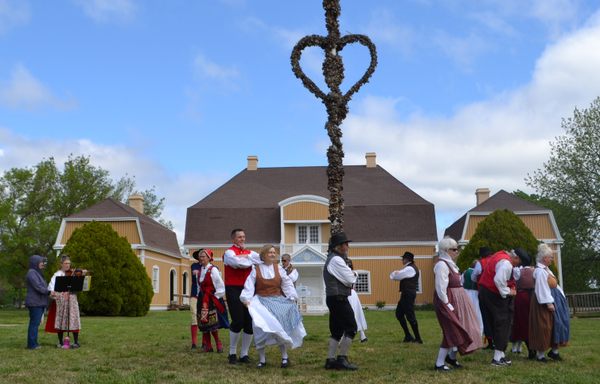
[202,332,213,352]
[212,330,223,353]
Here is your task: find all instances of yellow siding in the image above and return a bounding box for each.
[144,250,189,307]
[283,202,328,221]
[351,257,435,306]
[61,220,141,245]
[284,224,296,244]
[348,246,435,257]
[465,214,557,240]
[519,215,556,239]
[321,223,331,244]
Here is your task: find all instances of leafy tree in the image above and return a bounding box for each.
[0,155,169,306]
[456,209,539,272]
[61,221,153,316]
[526,97,600,245]
[515,191,598,292]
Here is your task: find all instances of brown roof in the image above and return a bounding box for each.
[444,190,547,240]
[67,198,181,256]
[185,165,437,244]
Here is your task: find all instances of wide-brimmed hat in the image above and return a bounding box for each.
[479,246,493,258]
[513,248,531,266]
[402,251,414,261]
[329,232,352,249]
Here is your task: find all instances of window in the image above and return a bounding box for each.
[354,271,371,294]
[152,266,159,293]
[182,272,188,295]
[297,224,320,244]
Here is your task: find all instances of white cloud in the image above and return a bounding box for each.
[0,0,30,35]
[342,13,600,236]
[362,8,415,56]
[0,127,227,245]
[193,53,240,82]
[72,0,136,23]
[0,64,76,110]
[433,30,491,71]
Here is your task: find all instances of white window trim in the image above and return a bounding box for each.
[296,223,321,244]
[354,270,371,295]
[152,266,160,293]
[170,268,178,295]
[182,271,189,295]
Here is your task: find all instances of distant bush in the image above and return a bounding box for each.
[456,209,539,271]
[375,300,386,309]
[61,221,153,316]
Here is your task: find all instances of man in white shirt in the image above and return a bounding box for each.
[323,232,358,371]
[390,251,422,343]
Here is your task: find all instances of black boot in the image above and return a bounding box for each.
[336,356,358,371]
[410,321,423,343]
[324,358,338,370]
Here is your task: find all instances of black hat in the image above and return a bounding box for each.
[402,251,414,261]
[514,248,531,266]
[329,232,352,249]
[479,247,493,258]
[192,250,201,260]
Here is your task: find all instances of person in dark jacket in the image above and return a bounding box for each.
[25,255,49,349]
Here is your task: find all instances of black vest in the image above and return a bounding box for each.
[399,263,419,293]
[323,252,352,297]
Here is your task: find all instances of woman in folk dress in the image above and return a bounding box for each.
[240,244,306,368]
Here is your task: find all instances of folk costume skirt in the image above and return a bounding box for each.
[434,287,482,354]
[528,294,554,351]
[511,290,531,342]
[247,295,306,349]
[349,289,367,333]
[551,288,570,346]
[45,293,80,333]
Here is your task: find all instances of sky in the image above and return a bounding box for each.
[2,0,600,245]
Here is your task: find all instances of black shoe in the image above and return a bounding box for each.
[528,350,536,360]
[238,355,251,364]
[434,364,451,371]
[547,351,562,361]
[256,361,267,368]
[228,354,237,364]
[501,357,512,366]
[412,338,423,344]
[281,358,289,368]
[324,358,338,370]
[191,344,197,350]
[336,356,358,371]
[360,338,368,343]
[445,356,462,368]
[403,335,415,343]
[537,357,548,363]
[491,358,508,367]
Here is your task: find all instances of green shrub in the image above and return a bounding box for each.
[456,209,539,271]
[61,221,153,316]
[375,300,386,309]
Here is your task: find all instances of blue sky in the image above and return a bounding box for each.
[2,0,600,244]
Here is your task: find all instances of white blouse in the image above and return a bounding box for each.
[433,253,459,304]
[48,270,65,291]
[198,263,225,299]
[240,263,298,303]
[533,262,564,304]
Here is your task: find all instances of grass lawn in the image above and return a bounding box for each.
[0,308,598,384]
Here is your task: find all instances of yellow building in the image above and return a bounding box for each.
[184,153,439,312]
[444,188,564,286]
[53,194,191,310]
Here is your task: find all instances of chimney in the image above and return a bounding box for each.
[365,152,377,168]
[128,193,144,214]
[475,188,490,206]
[247,155,258,171]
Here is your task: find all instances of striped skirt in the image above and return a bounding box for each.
[551,288,570,346]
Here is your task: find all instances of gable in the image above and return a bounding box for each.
[292,246,326,264]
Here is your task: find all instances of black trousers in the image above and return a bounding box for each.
[395,291,418,327]
[479,286,514,351]
[225,286,253,334]
[326,295,357,341]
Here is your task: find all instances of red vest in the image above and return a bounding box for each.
[478,251,515,295]
[224,245,253,286]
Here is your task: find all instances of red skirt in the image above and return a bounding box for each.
[511,290,530,342]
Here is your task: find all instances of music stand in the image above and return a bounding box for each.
[54,276,85,347]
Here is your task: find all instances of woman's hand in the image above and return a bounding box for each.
[547,303,555,312]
